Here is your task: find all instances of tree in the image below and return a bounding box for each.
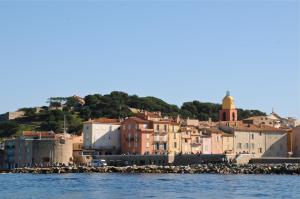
[0,121,20,138]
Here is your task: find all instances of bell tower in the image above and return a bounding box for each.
[219,91,238,121]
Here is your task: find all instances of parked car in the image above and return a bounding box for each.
[91,159,107,167]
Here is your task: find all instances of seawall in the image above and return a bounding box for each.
[3,164,300,175]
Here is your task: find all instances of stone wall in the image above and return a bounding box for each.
[94,154,229,166]
[250,158,300,164]
[32,139,73,165]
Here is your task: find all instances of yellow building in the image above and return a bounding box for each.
[222,132,234,154]
[168,123,181,154]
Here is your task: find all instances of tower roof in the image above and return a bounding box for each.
[222,91,236,109]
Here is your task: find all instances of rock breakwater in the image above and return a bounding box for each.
[2,163,300,175]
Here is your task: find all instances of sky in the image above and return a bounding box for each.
[0,1,299,118]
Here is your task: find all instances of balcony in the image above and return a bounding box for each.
[154,130,167,135]
[191,142,202,146]
[181,133,191,139]
[154,136,167,142]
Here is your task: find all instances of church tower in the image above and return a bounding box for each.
[219,91,238,121]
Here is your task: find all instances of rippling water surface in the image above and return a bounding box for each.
[0,173,300,199]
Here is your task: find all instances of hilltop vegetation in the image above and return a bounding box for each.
[0,91,266,138]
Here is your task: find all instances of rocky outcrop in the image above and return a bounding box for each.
[5,163,300,175]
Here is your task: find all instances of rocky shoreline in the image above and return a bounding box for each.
[1,163,300,175]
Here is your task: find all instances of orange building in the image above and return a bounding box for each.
[121,117,154,155]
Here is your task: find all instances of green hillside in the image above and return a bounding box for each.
[0,91,266,138]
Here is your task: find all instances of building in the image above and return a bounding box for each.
[83,118,121,155]
[219,91,237,122]
[219,121,288,157]
[202,128,223,154]
[181,127,192,154]
[0,149,5,169]
[222,132,234,154]
[0,111,25,121]
[217,92,288,157]
[121,112,181,155]
[292,125,300,157]
[152,120,169,154]
[167,122,181,155]
[190,127,202,154]
[244,112,300,129]
[4,131,73,169]
[121,117,153,155]
[201,136,212,154]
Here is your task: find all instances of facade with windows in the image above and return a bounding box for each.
[83,118,121,155]
[219,122,288,157]
[4,131,73,169]
[120,117,153,155]
[167,122,181,154]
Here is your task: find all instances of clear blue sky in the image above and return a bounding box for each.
[0,1,299,118]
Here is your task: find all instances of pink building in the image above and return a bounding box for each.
[121,117,154,155]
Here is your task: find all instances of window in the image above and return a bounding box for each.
[156,125,160,131]
[174,142,177,148]
[232,112,235,121]
[196,137,199,143]
[245,143,249,149]
[146,134,150,139]
[110,126,112,132]
[134,143,138,148]
[251,143,255,149]
[146,142,150,148]
[237,143,242,149]
[163,143,167,150]
[185,139,188,143]
[259,132,262,136]
[258,148,263,153]
[251,134,254,139]
[174,132,176,139]
[172,126,175,132]
[164,125,167,131]
[156,143,159,150]
[123,125,126,130]
[223,112,226,121]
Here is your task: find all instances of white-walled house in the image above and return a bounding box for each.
[83,118,121,155]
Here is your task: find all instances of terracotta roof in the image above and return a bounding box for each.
[152,120,179,125]
[219,121,286,133]
[83,118,121,125]
[23,131,55,138]
[123,117,149,124]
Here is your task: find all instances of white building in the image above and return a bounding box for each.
[83,118,121,155]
